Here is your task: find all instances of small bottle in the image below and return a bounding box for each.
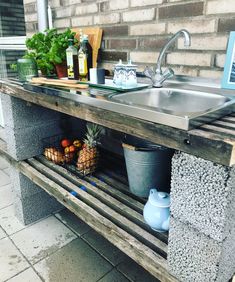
[66,38,79,80]
[78,34,92,81]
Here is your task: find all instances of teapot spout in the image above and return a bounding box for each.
[150,188,158,195]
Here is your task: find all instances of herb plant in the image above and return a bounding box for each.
[25,28,78,76]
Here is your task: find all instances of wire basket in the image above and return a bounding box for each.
[42,134,99,176]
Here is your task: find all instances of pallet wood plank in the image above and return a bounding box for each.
[220,116,235,123]
[1,81,235,166]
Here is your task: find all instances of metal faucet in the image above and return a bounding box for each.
[144,29,191,87]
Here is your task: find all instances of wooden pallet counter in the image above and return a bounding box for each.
[1,80,235,282]
[0,79,234,166]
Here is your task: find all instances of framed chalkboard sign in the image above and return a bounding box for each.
[222,31,235,90]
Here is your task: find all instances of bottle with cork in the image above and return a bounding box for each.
[66,36,79,80]
[78,33,92,81]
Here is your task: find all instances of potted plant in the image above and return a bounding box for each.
[25,28,78,78]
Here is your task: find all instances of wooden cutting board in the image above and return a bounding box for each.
[30,77,88,89]
[72,27,103,68]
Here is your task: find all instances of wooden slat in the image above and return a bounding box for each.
[28,158,168,257]
[200,124,235,137]
[211,120,235,130]
[1,81,235,166]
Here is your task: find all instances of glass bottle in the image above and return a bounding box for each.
[66,38,79,80]
[78,34,92,81]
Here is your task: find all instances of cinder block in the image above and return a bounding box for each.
[170,151,235,242]
[5,120,63,160]
[10,167,42,199]
[1,94,61,129]
[168,217,234,282]
[14,190,63,225]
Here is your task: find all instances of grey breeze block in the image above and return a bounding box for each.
[1,93,61,129]
[170,151,235,242]
[5,120,63,161]
[168,217,235,282]
[10,167,42,199]
[15,190,63,225]
[10,167,62,225]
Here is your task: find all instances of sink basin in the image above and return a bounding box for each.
[110,87,235,130]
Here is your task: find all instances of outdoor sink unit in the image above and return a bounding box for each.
[109,86,235,130]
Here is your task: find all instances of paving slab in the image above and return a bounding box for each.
[0,169,11,187]
[0,156,9,170]
[7,267,42,282]
[0,237,29,282]
[0,226,6,240]
[55,208,91,236]
[117,257,159,282]
[3,167,11,176]
[82,229,127,266]
[0,205,25,235]
[34,238,113,282]
[0,184,14,210]
[98,269,129,282]
[10,216,77,264]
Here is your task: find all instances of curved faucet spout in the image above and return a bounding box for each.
[156,29,191,75]
[144,29,191,87]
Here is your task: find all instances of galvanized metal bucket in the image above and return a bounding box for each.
[123,137,173,198]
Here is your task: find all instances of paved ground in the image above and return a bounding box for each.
[0,154,158,282]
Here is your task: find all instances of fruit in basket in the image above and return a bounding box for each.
[64,152,75,163]
[73,139,82,149]
[44,147,64,164]
[77,123,102,173]
[64,145,76,154]
[61,139,71,148]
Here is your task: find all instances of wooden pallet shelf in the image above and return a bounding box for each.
[0,145,176,282]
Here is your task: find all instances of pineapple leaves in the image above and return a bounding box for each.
[83,123,103,148]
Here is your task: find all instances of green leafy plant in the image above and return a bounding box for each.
[47,28,78,65]
[25,28,78,76]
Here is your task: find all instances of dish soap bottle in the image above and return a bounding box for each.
[78,34,92,81]
[66,37,79,80]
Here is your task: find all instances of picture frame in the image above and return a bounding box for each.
[222,31,235,90]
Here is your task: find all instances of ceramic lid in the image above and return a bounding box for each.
[115,59,124,66]
[149,189,170,208]
[126,59,137,68]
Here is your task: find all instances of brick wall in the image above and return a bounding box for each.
[23,0,235,78]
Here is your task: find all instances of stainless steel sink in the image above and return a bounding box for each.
[110,87,235,130]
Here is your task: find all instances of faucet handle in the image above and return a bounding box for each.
[162,68,174,79]
[152,68,174,88]
[143,66,155,79]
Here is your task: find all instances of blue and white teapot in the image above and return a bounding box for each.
[143,189,170,232]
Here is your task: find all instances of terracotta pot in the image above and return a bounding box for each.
[55,62,67,79]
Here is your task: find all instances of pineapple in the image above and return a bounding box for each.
[77,123,102,174]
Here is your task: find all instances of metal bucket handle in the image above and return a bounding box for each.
[122,143,159,152]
